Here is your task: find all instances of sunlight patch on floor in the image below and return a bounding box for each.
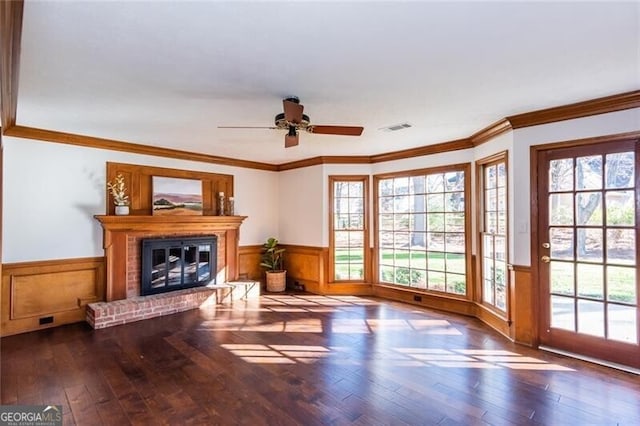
[394,348,575,371]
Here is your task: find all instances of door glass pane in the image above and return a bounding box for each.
[550,194,574,225]
[576,155,602,190]
[607,266,636,304]
[576,263,603,299]
[550,261,574,295]
[606,229,635,265]
[607,304,638,344]
[551,295,575,331]
[577,300,604,337]
[549,158,573,191]
[550,227,574,260]
[606,190,635,226]
[576,192,602,225]
[605,152,634,189]
[576,228,603,262]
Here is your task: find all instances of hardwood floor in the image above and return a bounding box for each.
[1,294,639,425]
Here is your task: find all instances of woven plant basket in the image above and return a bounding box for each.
[266,270,286,292]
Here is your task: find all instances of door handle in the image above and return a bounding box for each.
[541,255,551,263]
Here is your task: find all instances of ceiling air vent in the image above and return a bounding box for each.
[380,122,412,132]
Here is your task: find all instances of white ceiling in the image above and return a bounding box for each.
[16,1,640,164]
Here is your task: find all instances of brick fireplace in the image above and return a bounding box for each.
[87,215,248,328]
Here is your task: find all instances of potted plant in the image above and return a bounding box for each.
[260,237,286,292]
[107,173,130,215]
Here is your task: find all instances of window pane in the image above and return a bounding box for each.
[445,213,465,233]
[446,273,466,295]
[446,253,465,274]
[445,192,465,212]
[427,194,445,211]
[348,182,363,197]
[445,172,464,191]
[428,252,445,271]
[485,165,496,189]
[379,180,393,196]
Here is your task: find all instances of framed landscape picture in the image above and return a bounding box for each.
[152,176,203,215]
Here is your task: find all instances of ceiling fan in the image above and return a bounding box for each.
[218,97,364,148]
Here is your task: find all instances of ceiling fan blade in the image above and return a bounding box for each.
[285,133,299,148]
[283,99,304,124]
[285,125,299,148]
[308,125,364,136]
[218,126,277,129]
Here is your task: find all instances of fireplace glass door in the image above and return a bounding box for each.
[142,236,217,296]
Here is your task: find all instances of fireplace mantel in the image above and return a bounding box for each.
[95,215,247,301]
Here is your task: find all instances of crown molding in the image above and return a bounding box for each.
[0,0,23,130]
[277,155,370,171]
[507,90,640,129]
[370,138,474,163]
[470,118,512,146]
[4,125,279,171]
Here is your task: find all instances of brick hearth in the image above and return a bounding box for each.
[86,280,260,329]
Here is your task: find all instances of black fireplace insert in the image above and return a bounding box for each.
[141,236,217,296]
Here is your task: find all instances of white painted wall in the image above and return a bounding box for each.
[278,165,324,246]
[2,137,279,263]
[512,108,640,266]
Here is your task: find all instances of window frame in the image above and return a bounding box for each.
[476,151,510,317]
[329,175,370,283]
[373,163,472,299]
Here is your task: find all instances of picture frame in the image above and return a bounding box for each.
[152,176,203,216]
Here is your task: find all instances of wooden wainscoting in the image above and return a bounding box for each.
[1,257,105,336]
[238,245,263,283]
[282,245,327,294]
[373,284,476,317]
[510,264,535,346]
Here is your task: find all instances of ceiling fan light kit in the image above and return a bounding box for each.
[219,96,364,148]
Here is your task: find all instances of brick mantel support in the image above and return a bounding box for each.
[94,215,247,301]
